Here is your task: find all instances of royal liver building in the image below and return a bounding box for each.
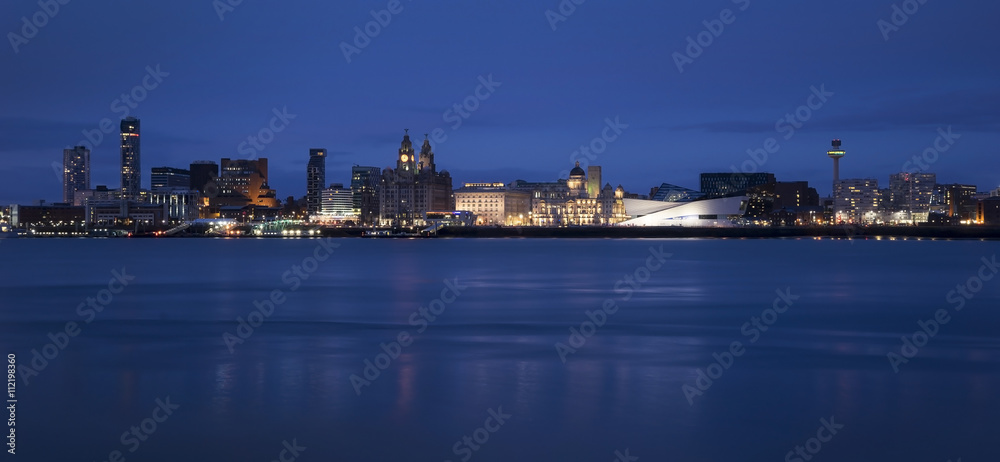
[379,130,454,227]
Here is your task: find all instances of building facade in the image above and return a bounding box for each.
[213,158,280,209]
[320,183,356,221]
[120,117,141,200]
[62,146,90,203]
[834,178,879,224]
[454,183,531,225]
[306,148,327,217]
[700,172,776,198]
[888,172,936,223]
[351,166,381,227]
[151,167,191,191]
[379,131,454,227]
[189,161,219,196]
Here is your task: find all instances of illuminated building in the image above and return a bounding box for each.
[833,178,879,224]
[379,130,453,227]
[62,146,90,204]
[320,183,356,221]
[212,158,280,209]
[149,189,200,222]
[888,172,936,223]
[619,196,747,227]
[454,183,530,225]
[509,162,627,226]
[120,117,141,201]
[306,149,327,217]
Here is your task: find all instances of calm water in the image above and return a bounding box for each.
[1,238,999,461]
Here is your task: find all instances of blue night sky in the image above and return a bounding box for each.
[1,0,998,204]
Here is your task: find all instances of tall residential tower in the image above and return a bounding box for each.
[62,146,90,203]
[306,148,327,216]
[120,117,141,200]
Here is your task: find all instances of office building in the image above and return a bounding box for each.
[351,166,381,227]
[120,117,141,200]
[214,158,280,208]
[320,183,356,221]
[151,167,191,191]
[700,172,776,198]
[62,146,90,203]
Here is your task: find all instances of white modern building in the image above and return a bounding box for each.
[617,196,746,227]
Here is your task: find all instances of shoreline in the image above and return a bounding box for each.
[8,225,1000,240]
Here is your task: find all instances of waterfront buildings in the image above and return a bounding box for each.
[378,131,453,227]
[62,146,90,203]
[351,166,381,227]
[320,183,356,221]
[120,117,141,200]
[507,163,626,226]
[306,149,327,217]
[888,172,936,223]
[151,167,191,191]
[833,178,879,224]
[454,183,530,225]
[214,158,280,208]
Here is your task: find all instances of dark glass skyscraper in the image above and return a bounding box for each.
[62,145,90,203]
[120,117,141,200]
[306,149,327,216]
[189,161,219,196]
[351,166,382,227]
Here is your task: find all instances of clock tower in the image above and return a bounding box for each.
[397,129,416,172]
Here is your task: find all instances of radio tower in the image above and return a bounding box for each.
[828,139,845,184]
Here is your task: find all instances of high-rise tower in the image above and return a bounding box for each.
[307,148,327,216]
[62,146,90,203]
[120,117,141,200]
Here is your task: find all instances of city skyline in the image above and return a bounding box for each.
[2,1,998,205]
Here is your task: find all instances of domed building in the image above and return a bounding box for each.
[567,161,588,199]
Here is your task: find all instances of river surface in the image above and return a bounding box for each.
[1,238,998,461]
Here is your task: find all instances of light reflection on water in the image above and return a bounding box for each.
[1,238,998,461]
